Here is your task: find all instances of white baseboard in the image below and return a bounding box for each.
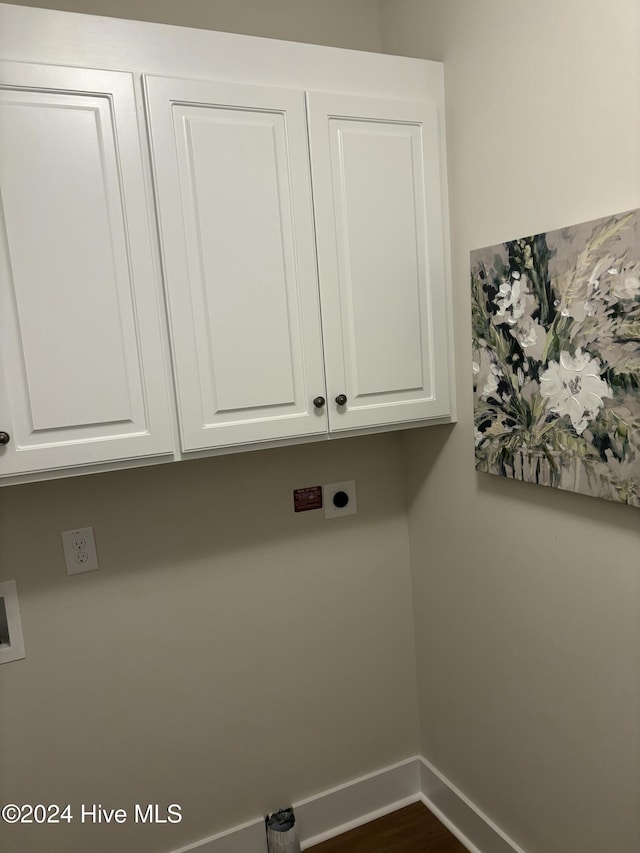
[418,758,527,853]
[170,755,526,853]
[170,813,267,853]
[298,756,422,848]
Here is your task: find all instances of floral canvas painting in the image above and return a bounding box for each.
[471,208,640,508]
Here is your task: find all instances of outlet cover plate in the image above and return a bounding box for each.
[324,480,357,519]
[61,527,99,575]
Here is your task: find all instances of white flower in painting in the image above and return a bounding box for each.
[517,324,538,348]
[540,349,611,435]
[494,274,534,326]
[611,271,640,301]
[510,317,547,360]
[482,367,500,399]
[473,349,503,400]
[590,258,640,301]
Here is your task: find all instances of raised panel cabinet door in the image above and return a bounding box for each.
[0,62,173,479]
[144,76,327,451]
[307,92,452,432]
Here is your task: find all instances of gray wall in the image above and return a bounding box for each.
[381,1,640,852]
[0,4,419,853]
[2,0,383,49]
[2,2,639,852]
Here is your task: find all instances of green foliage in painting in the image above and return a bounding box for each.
[471,210,640,507]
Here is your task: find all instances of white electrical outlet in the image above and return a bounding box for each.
[61,527,99,575]
[324,480,357,519]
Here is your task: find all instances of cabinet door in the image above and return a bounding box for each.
[0,63,173,479]
[144,76,327,451]
[307,92,452,432]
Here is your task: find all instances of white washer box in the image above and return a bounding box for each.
[0,580,25,665]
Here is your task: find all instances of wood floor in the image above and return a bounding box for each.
[309,803,468,853]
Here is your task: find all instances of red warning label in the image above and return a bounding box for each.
[293,485,323,512]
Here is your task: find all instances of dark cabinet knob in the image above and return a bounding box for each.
[335,394,347,406]
[313,396,326,409]
[0,431,10,446]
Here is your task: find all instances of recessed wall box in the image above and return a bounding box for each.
[323,480,357,519]
[0,580,26,664]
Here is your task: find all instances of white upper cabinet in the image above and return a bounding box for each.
[0,4,455,482]
[307,92,452,431]
[145,77,453,453]
[0,62,173,479]
[145,76,327,451]
[144,76,328,451]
